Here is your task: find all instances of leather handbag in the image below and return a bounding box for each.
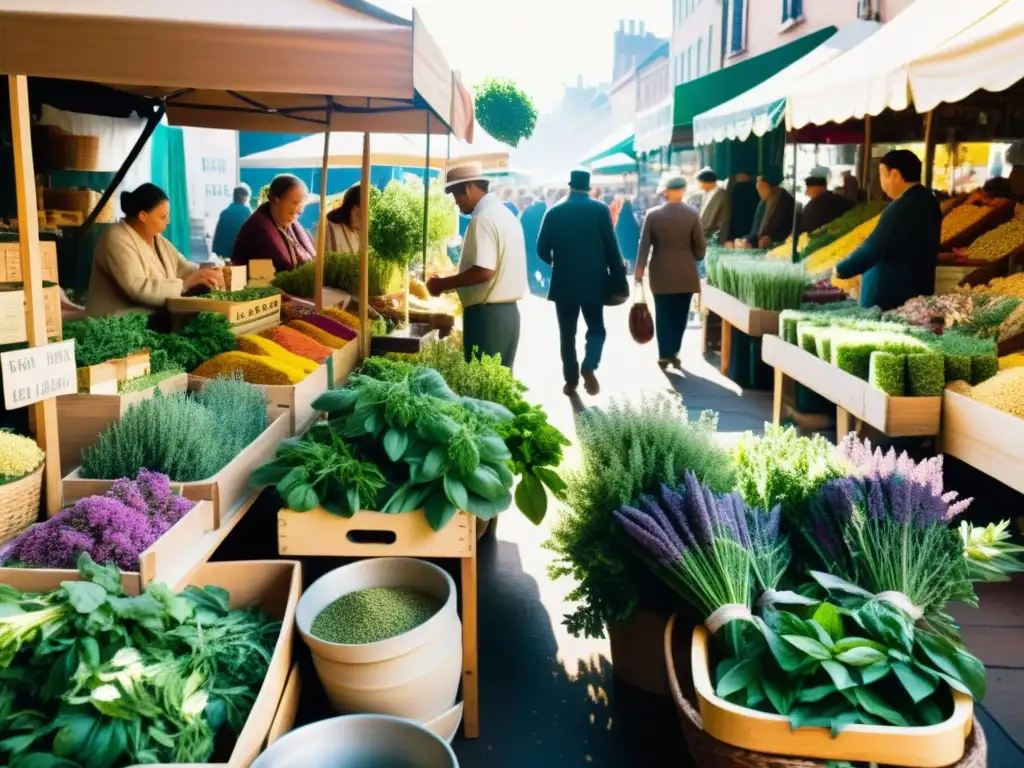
[629,282,655,344]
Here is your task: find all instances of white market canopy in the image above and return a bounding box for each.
[241,132,448,169]
[908,0,1024,114]
[0,0,473,138]
[692,20,881,145]
[786,0,1009,130]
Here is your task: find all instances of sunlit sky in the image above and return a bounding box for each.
[369,0,671,111]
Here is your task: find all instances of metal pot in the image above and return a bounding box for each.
[252,714,459,768]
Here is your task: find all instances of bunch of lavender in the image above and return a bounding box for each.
[0,469,193,571]
[614,472,776,652]
[806,474,975,637]
[837,434,972,518]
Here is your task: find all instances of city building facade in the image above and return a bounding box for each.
[613,19,665,81]
[669,0,725,86]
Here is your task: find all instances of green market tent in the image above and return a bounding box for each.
[692,20,881,146]
[578,124,635,167]
[591,152,638,176]
[659,25,837,150]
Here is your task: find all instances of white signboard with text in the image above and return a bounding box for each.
[2,340,77,409]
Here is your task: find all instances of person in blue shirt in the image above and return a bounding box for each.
[212,184,252,259]
[835,149,941,311]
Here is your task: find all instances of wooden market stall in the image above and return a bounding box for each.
[699,283,779,377]
[0,0,483,752]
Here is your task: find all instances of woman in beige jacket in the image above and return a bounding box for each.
[87,184,223,317]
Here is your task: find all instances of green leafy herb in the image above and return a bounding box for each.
[472,78,537,148]
[203,286,280,301]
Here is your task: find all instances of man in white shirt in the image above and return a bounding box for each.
[427,162,527,369]
[696,167,731,243]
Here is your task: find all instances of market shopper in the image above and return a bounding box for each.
[231,174,316,273]
[87,184,224,317]
[634,175,706,370]
[802,166,854,233]
[428,163,527,369]
[211,184,252,258]
[314,183,361,254]
[835,149,941,311]
[536,170,627,396]
[735,167,796,249]
[696,167,731,242]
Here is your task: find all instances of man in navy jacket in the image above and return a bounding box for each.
[537,170,627,396]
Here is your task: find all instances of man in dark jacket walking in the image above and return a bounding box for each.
[537,170,627,396]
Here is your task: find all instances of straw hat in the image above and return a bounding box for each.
[445,162,488,190]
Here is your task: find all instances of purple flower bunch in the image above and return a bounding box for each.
[837,434,972,519]
[0,469,193,571]
[614,471,768,623]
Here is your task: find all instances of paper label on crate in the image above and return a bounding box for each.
[1,340,76,409]
[231,296,281,323]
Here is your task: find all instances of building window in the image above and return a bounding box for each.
[687,45,693,82]
[728,0,747,55]
[696,38,703,78]
[782,0,804,24]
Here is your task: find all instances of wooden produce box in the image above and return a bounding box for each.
[221,265,248,292]
[941,200,1015,250]
[330,337,361,387]
[57,372,187,475]
[189,363,329,436]
[278,506,475,559]
[248,259,276,282]
[0,560,302,767]
[762,334,942,439]
[77,350,152,394]
[0,241,58,282]
[689,625,973,767]
[267,665,302,747]
[166,293,282,328]
[0,500,215,593]
[940,389,1024,495]
[700,282,780,337]
[62,411,290,525]
[0,284,61,343]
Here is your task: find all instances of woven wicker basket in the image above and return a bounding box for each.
[42,189,114,224]
[36,127,100,171]
[664,614,988,768]
[0,463,44,543]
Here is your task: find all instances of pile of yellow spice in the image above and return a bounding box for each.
[947,367,1024,419]
[0,431,44,483]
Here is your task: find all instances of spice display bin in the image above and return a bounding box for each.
[189,364,329,436]
[0,560,302,767]
[940,389,1024,495]
[62,411,289,525]
[687,624,974,767]
[762,334,942,441]
[56,372,189,481]
[277,506,480,739]
[699,283,779,376]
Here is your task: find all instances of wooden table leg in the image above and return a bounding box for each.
[772,368,784,425]
[836,407,851,442]
[460,554,479,738]
[720,319,733,377]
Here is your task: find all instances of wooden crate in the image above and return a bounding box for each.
[940,390,1024,495]
[762,334,942,441]
[221,265,248,292]
[0,284,61,343]
[0,560,302,768]
[700,283,780,337]
[330,338,361,387]
[689,624,973,766]
[277,506,480,738]
[248,259,276,282]
[0,241,58,282]
[56,372,188,474]
[62,411,290,525]
[189,364,329,436]
[267,665,302,747]
[166,293,282,327]
[77,350,152,394]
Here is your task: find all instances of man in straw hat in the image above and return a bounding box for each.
[635,173,706,370]
[428,162,527,369]
[536,169,627,396]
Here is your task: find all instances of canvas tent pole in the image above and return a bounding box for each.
[861,114,873,201]
[421,111,432,288]
[314,97,334,313]
[923,110,936,190]
[8,75,61,516]
[790,141,799,264]
[359,133,371,359]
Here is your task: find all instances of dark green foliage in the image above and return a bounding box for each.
[971,355,1000,385]
[272,250,403,298]
[473,78,537,148]
[64,313,154,368]
[944,355,971,383]
[545,395,736,639]
[203,286,279,301]
[906,353,946,396]
[0,553,279,765]
[869,352,906,396]
[80,375,268,481]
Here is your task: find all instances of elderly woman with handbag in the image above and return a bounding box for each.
[634,174,707,370]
